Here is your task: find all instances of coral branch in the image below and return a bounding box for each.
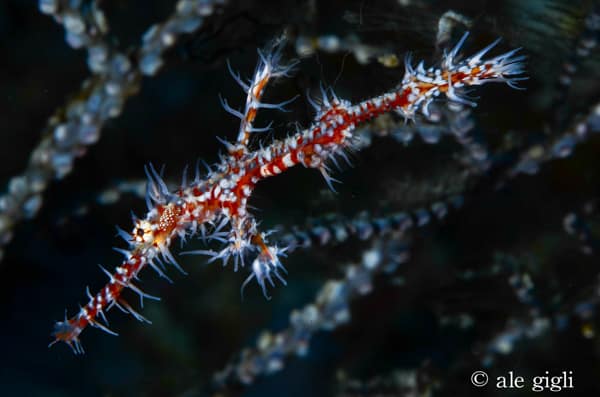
[0,0,226,264]
[213,237,409,388]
